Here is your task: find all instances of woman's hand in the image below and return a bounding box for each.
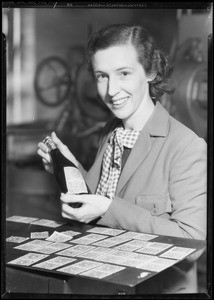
[60,193,112,223]
[37,131,79,173]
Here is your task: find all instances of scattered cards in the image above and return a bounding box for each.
[14,239,53,252]
[6,216,38,223]
[33,242,72,254]
[46,231,73,243]
[92,235,132,247]
[86,227,126,236]
[8,253,49,266]
[139,257,176,272]
[81,263,126,279]
[114,240,148,252]
[159,246,196,260]
[30,219,65,228]
[77,247,115,260]
[6,236,29,244]
[72,234,108,245]
[136,242,173,255]
[57,245,95,257]
[32,256,76,270]
[61,230,81,237]
[30,231,49,239]
[57,260,103,275]
[116,231,157,241]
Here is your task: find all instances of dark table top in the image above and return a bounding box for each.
[4,216,206,295]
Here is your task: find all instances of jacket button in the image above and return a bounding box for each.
[151,207,158,216]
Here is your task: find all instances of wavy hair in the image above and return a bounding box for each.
[87,23,175,101]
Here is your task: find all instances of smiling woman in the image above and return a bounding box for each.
[91,44,155,129]
[37,23,207,294]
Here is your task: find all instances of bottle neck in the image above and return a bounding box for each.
[43,136,57,151]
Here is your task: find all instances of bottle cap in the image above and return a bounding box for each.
[43,136,56,150]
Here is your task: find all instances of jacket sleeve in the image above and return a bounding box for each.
[97,138,207,241]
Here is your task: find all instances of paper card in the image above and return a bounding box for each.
[117,231,157,241]
[81,263,126,279]
[136,242,173,255]
[57,260,103,274]
[43,220,65,228]
[91,239,116,248]
[32,256,76,270]
[6,216,27,222]
[114,240,148,252]
[72,234,108,245]
[14,239,53,251]
[7,253,49,266]
[80,269,108,279]
[30,219,65,228]
[30,219,56,226]
[46,231,73,243]
[6,216,39,223]
[77,247,115,259]
[61,230,81,237]
[159,246,196,260]
[64,167,88,194]
[57,245,95,257]
[95,250,132,264]
[121,253,157,268]
[92,235,132,247]
[86,227,126,236]
[30,231,49,239]
[33,242,72,254]
[139,257,176,272]
[97,254,127,265]
[6,236,29,244]
[72,260,103,270]
[57,265,86,275]
[16,217,39,224]
[101,228,126,236]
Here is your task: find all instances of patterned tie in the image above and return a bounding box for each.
[96,126,140,199]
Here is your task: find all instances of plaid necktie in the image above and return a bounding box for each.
[96,126,140,199]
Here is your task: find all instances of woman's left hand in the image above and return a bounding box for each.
[60,193,112,223]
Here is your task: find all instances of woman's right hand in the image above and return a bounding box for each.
[37,131,79,174]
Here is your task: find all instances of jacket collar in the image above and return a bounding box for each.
[86,101,170,194]
[146,101,169,137]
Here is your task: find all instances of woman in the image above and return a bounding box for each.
[37,24,207,293]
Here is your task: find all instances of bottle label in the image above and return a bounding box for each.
[64,167,88,194]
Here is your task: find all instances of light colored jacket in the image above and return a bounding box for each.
[84,101,207,293]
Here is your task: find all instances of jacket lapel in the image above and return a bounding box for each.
[86,101,169,195]
[85,136,109,193]
[116,102,169,195]
[115,128,151,195]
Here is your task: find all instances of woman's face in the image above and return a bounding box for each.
[92,44,152,125]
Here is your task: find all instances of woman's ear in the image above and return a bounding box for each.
[147,72,156,82]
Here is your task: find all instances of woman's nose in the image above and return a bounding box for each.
[107,77,120,97]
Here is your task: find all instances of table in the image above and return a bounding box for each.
[4,216,206,296]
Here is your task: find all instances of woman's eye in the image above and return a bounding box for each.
[96,74,107,82]
[121,71,129,77]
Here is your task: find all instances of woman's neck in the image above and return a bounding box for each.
[123,96,155,131]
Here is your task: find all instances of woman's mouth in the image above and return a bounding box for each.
[112,96,129,108]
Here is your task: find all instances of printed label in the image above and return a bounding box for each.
[64,167,88,194]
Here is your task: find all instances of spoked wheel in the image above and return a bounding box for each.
[34,56,72,107]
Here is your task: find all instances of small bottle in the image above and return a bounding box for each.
[43,136,91,208]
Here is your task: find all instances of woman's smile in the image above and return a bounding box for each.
[111,96,130,108]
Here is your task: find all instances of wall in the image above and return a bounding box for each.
[34,8,178,121]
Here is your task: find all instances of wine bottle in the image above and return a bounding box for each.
[43,136,91,208]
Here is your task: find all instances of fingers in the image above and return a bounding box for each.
[37,148,51,163]
[61,203,80,220]
[38,142,49,153]
[51,132,66,151]
[60,193,87,204]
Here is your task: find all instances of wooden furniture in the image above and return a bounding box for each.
[4,216,206,296]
